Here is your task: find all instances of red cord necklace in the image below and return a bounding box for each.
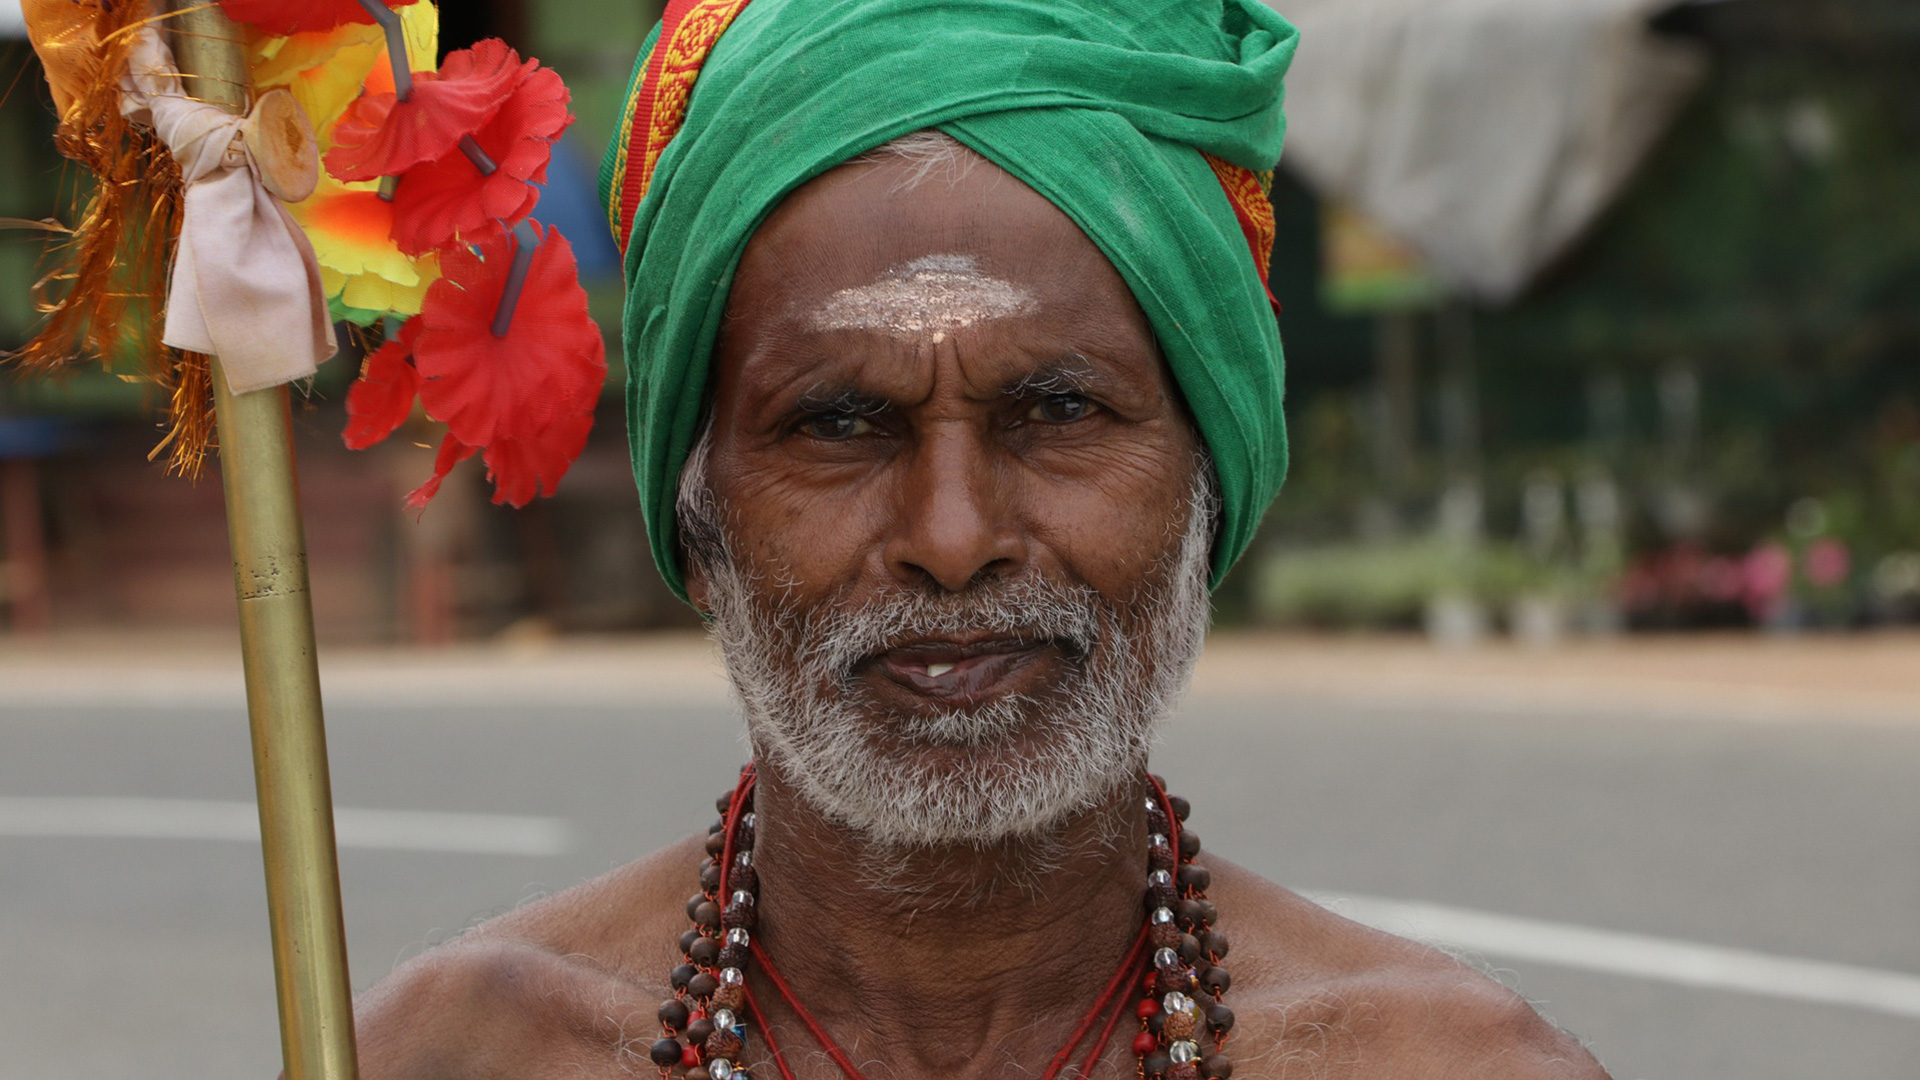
[746,915,1148,1080]
[646,765,1235,1080]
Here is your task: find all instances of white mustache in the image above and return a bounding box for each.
[805,576,1105,683]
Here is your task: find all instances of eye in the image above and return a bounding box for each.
[798,410,873,440]
[1028,392,1097,424]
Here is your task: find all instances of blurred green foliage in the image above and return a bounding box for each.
[1251,539,1605,630]
[1237,0,1920,628]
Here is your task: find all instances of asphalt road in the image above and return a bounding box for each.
[2,634,1917,1080]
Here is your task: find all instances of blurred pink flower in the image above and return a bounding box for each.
[1742,543,1793,618]
[1805,538,1852,588]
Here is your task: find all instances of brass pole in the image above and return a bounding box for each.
[167,6,360,1080]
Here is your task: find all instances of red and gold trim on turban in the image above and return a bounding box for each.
[1205,154,1280,314]
[607,0,755,252]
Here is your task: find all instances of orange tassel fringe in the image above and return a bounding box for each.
[7,1,213,476]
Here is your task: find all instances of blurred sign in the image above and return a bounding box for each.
[1320,200,1442,314]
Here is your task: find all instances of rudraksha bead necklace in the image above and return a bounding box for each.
[651,764,1234,1080]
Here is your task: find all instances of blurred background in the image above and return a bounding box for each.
[1,1,1917,1079]
[1,0,1917,643]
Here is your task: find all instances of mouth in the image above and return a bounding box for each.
[861,634,1073,707]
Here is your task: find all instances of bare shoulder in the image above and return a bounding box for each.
[350,834,705,1080]
[475,830,706,964]
[1207,858,1610,1079]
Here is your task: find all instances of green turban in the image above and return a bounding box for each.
[600,0,1297,600]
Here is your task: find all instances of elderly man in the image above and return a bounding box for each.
[351,1,1610,1077]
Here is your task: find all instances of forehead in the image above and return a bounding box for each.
[718,149,1165,386]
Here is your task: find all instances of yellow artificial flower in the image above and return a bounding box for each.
[251,3,441,323]
[294,169,441,324]
[249,2,439,143]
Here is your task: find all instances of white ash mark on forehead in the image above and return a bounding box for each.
[811,254,1036,336]
[900,254,975,274]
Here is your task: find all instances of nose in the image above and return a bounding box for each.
[882,423,1026,592]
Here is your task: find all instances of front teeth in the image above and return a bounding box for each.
[926,662,956,678]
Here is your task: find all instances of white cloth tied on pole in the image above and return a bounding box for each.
[120,28,336,394]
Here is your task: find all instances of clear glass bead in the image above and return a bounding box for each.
[710,1059,735,1080]
[713,1008,737,1032]
[1154,947,1179,970]
[1145,796,1160,813]
[737,850,753,868]
[1163,992,1194,1016]
[720,966,745,986]
[1169,1040,1199,1064]
[1148,869,1173,888]
[1151,906,1175,925]
[1150,833,1168,849]
[726,928,751,947]
[742,812,756,830]
[731,890,755,907]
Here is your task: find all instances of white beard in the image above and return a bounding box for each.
[681,457,1215,849]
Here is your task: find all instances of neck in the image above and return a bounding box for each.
[746,761,1151,1078]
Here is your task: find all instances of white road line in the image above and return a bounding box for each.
[1310,891,1920,1020]
[0,797,572,857]
[4,798,1910,1017]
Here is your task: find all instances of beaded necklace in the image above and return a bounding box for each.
[649,764,1235,1080]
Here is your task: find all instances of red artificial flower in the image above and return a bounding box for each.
[399,410,594,509]
[388,62,572,255]
[342,317,423,449]
[348,223,602,511]
[480,408,596,507]
[326,39,532,182]
[412,222,605,447]
[220,0,418,37]
[404,433,479,510]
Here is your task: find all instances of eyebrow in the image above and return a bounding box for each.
[793,386,891,414]
[1004,357,1099,398]
[787,356,1104,415]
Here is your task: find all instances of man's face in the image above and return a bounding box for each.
[683,145,1212,847]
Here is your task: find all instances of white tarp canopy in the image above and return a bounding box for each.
[1271,0,1709,303]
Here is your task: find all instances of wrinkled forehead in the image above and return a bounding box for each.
[723,147,1163,354]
